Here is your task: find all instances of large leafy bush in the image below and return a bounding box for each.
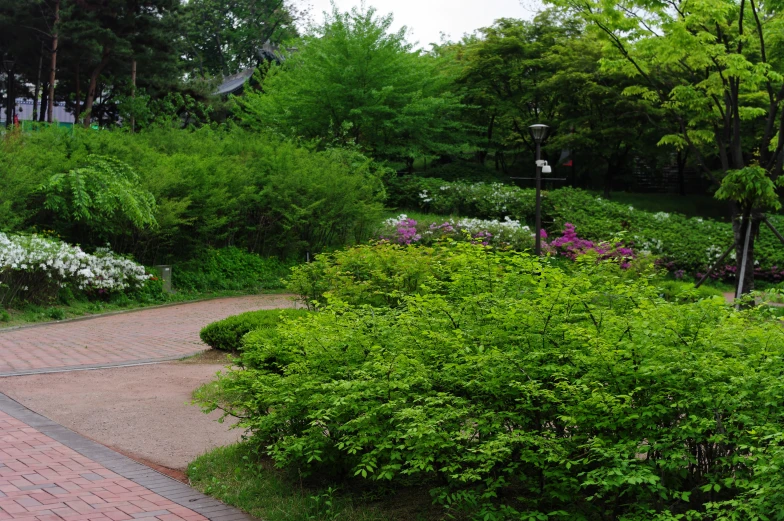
[1,125,386,262]
[39,154,157,244]
[200,242,784,519]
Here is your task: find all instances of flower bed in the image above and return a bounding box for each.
[393,178,784,279]
[380,214,534,249]
[0,233,150,307]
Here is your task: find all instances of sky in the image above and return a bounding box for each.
[298,0,540,48]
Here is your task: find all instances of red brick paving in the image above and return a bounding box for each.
[0,412,207,521]
[0,296,293,375]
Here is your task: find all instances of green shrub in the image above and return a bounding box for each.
[197,242,784,519]
[45,307,65,320]
[199,308,309,352]
[0,310,9,322]
[402,180,784,277]
[288,242,452,309]
[2,125,386,261]
[174,247,291,293]
[655,280,726,303]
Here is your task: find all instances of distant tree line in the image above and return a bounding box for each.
[0,0,300,127]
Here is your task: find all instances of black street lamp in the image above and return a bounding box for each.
[529,124,549,255]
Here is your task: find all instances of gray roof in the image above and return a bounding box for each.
[215,68,256,96]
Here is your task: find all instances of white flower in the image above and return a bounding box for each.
[0,232,150,298]
[629,206,634,211]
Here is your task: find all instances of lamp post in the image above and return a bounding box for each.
[529,124,549,255]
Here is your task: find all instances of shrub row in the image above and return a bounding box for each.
[173,247,290,293]
[391,177,784,276]
[1,125,387,263]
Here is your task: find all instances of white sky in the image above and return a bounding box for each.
[296,0,541,48]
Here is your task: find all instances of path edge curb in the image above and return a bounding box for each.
[0,392,258,521]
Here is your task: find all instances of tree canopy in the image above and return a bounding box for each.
[232,6,472,167]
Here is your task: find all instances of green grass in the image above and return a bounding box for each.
[188,444,441,521]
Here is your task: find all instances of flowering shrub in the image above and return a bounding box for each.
[546,223,636,268]
[388,177,536,218]
[396,179,784,279]
[0,233,150,307]
[380,214,534,249]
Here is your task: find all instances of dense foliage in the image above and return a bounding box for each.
[394,178,784,280]
[0,125,386,263]
[199,308,308,352]
[233,6,469,168]
[198,242,784,520]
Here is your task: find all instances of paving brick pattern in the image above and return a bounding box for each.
[0,295,293,376]
[0,395,251,521]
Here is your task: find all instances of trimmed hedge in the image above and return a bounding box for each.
[199,308,309,352]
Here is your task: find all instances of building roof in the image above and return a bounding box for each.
[215,68,256,96]
[214,41,288,96]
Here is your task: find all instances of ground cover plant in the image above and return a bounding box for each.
[196,241,784,520]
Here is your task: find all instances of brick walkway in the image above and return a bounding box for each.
[0,394,251,521]
[0,295,294,376]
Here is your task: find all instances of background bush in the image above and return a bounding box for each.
[173,247,290,293]
[0,126,387,264]
[199,308,309,352]
[198,242,784,519]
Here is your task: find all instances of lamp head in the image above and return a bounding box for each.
[529,124,549,144]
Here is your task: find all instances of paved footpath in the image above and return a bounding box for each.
[0,393,251,521]
[0,295,294,376]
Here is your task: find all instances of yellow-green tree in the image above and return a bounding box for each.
[553,0,784,294]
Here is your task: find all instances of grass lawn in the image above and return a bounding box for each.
[187,444,442,521]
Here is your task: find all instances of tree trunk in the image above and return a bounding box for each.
[603,160,614,198]
[39,79,49,122]
[83,46,112,128]
[676,150,687,196]
[47,0,59,124]
[732,211,761,296]
[33,42,44,122]
[130,58,137,132]
[4,69,12,128]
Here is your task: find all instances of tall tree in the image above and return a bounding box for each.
[180,0,300,77]
[233,6,470,167]
[553,0,784,294]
